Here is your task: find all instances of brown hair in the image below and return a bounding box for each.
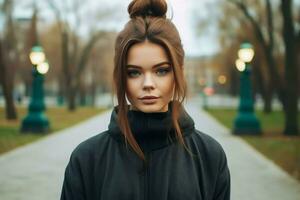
[113,0,188,161]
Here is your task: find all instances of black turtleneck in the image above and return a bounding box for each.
[108,102,195,153]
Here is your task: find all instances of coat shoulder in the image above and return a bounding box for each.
[70,131,111,160]
[188,130,228,161]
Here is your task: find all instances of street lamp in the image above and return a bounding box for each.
[235,59,246,72]
[37,60,50,74]
[21,45,50,133]
[233,42,261,135]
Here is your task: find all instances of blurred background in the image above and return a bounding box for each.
[0,0,300,199]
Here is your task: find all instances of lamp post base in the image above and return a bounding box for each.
[21,112,50,133]
[233,113,261,135]
[20,66,50,134]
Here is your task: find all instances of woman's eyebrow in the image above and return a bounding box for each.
[126,61,171,69]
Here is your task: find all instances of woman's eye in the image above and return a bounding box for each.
[127,70,141,77]
[156,67,171,76]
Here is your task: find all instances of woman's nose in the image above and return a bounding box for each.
[143,73,155,90]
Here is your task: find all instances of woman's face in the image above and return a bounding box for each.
[126,41,175,113]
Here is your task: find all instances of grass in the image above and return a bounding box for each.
[205,108,300,181]
[0,106,106,155]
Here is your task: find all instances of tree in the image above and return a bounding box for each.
[228,0,283,113]
[0,0,18,120]
[229,0,299,135]
[219,3,267,99]
[197,0,299,134]
[82,33,116,106]
[280,0,299,135]
[47,0,111,111]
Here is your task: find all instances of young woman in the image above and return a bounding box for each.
[60,0,230,199]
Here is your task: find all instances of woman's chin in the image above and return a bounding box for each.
[133,103,168,113]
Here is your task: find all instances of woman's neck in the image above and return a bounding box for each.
[129,104,169,113]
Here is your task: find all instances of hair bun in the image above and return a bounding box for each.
[128,0,167,19]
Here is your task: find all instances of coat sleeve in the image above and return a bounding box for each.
[60,152,86,200]
[213,148,231,200]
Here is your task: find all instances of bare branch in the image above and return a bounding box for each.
[47,0,63,32]
[75,31,106,79]
[266,0,274,51]
[229,0,268,51]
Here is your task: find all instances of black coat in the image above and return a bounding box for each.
[61,104,231,200]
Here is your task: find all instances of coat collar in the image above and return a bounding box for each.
[108,101,195,153]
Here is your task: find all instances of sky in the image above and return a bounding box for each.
[171,0,219,56]
[10,0,219,57]
[101,0,219,56]
[7,0,300,57]
[170,0,217,56]
[96,0,219,56]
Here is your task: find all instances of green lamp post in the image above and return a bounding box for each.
[233,42,261,135]
[21,45,50,133]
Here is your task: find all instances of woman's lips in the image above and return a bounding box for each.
[139,96,159,104]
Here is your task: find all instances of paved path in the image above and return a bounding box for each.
[0,100,300,200]
[186,99,300,200]
[0,111,111,200]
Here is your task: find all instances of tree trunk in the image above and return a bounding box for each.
[281,0,299,135]
[0,40,17,120]
[263,89,272,113]
[56,76,65,106]
[61,30,76,111]
[90,82,96,107]
[263,0,274,113]
[252,60,272,113]
[259,72,272,114]
[67,86,77,111]
[264,48,286,111]
[79,82,87,106]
